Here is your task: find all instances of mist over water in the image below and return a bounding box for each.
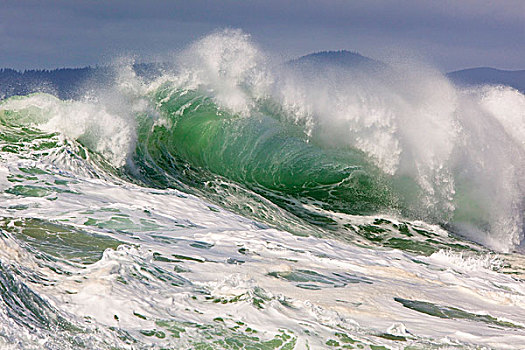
[0,29,525,349]
[2,29,525,251]
[7,29,521,250]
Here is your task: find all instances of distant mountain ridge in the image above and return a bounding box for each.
[0,67,109,100]
[287,50,382,70]
[290,52,525,93]
[0,63,164,100]
[1,52,524,101]
[446,67,525,93]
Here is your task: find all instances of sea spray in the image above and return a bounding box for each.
[0,93,133,167]
[1,30,524,251]
[0,29,525,349]
[140,30,525,250]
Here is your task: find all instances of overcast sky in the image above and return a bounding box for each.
[1,0,524,72]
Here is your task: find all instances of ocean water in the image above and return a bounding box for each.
[0,29,524,349]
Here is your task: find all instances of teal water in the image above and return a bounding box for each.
[0,30,524,349]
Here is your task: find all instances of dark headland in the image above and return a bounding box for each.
[1,51,524,100]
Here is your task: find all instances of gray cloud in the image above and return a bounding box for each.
[0,0,523,71]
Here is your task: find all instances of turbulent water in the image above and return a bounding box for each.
[0,29,525,349]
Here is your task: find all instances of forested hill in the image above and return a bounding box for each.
[446,67,525,93]
[0,67,107,100]
[0,64,163,100]
[1,54,524,101]
[287,50,382,69]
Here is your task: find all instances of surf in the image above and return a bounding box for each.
[1,29,525,349]
[4,29,524,251]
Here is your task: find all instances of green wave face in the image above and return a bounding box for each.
[127,78,525,249]
[1,31,525,350]
[0,66,523,251]
[132,86,399,221]
[0,28,523,252]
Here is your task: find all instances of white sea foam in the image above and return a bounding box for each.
[1,29,525,348]
[1,29,524,251]
[156,30,525,250]
[0,148,524,348]
[0,94,133,167]
[175,29,273,116]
